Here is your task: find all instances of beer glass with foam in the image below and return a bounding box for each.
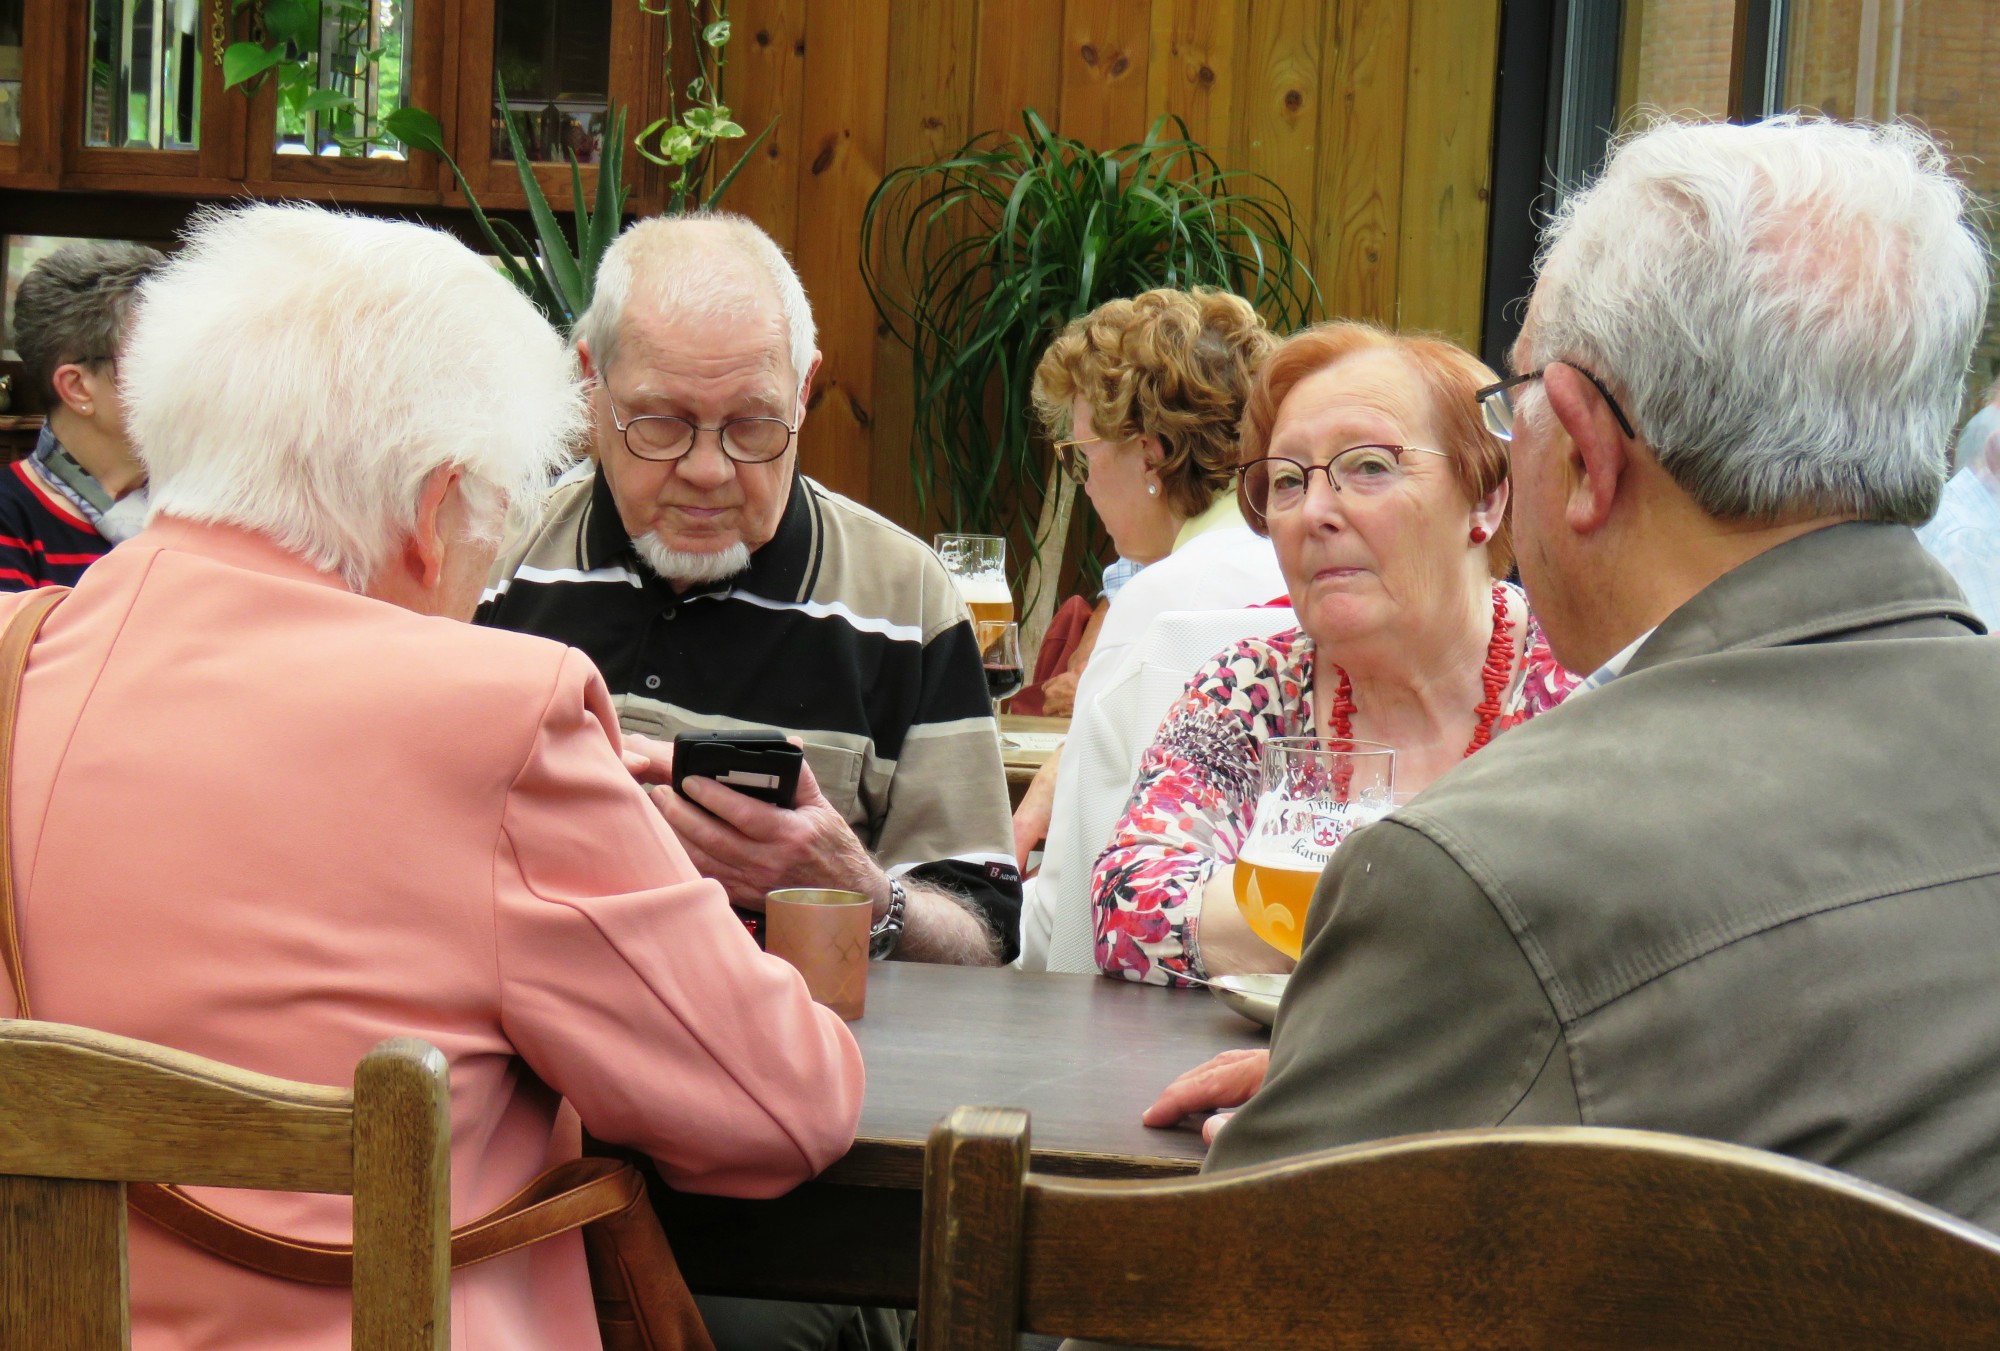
[1233,737,1396,959]
[934,534,1013,626]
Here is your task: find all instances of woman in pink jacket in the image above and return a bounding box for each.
[0,202,864,1351]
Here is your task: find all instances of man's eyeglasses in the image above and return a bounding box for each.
[1476,363,1636,442]
[1241,444,1449,523]
[1053,436,1103,486]
[605,389,797,464]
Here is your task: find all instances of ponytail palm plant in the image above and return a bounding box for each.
[862,111,1318,620]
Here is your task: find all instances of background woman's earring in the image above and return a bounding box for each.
[1146,481,1159,497]
[1471,525,1491,544]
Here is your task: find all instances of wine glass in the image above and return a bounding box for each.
[1233,737,1396,959]
[935,534,1013,627]
[977,620,1024,708]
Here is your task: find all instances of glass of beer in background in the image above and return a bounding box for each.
[1234,737,1396,959]
[935,534,1013,626]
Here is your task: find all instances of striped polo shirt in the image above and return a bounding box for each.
[0,452,111,591]
[476,465,1023,958]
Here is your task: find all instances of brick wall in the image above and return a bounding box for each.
[1632,0,2000,412]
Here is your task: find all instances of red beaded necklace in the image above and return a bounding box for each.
[1328,584,1515,759]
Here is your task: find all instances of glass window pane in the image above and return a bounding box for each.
[0,0,22,144]
[1782,0,2000,416]
[86,0,201,150]
[275,0,412,160]
[1622,0,1738,119]
[493,0,611,165]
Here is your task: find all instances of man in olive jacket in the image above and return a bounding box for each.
[1157,117,2000,1232]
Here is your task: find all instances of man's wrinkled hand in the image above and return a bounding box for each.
[650,749,889,916]
[1038,670,1079,717]
[1140,1048,1270,1143]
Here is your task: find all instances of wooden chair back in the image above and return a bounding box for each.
[0,1021,450,1351]
[919,1106,2000,1351]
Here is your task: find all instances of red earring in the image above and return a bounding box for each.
[1470,525,1491,544]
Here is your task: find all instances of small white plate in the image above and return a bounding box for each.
[1001,732,1067,754]
[1210,973,1289,1028]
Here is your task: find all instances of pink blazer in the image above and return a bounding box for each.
[1,519,865,1351]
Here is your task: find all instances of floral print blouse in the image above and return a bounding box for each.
[1090,582,1578,985]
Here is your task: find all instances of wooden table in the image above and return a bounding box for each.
[999,712,1068,809]
[649,963,1265,1306]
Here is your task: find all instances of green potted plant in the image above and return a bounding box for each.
[862,111,1318,634]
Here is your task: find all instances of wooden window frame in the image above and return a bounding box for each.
[240,0,450,205]
[449,0,665,214]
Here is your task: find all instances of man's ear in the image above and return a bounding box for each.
[402,464,461,592]
[1542,364,1626,536]
[576,338,599,384]
[795,351,824,420]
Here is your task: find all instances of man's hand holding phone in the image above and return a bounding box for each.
[641,730,891,919]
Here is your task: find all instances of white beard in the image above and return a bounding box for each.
[631,533,751,588]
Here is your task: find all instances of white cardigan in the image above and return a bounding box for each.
[1017,514,1290,972]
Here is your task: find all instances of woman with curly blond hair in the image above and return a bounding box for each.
[1016,286,1287,972]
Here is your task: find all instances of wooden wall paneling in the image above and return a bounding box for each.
[789,4,890,502]
[1146,0,1238,151]
[971,0,1064,134]
[1232,0,1323,304]
[871,0,980,533]
[1057,0,1152,149]
[713,1,809,253]
[1395,0,1501,348]
[1315,0,1410,325]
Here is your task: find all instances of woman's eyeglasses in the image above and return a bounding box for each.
[1241,444,1449,522]
[1053,436,1103,486]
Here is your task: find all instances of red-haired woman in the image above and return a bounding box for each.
[1091,322,1580,985]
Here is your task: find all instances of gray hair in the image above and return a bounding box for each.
[572,211,816,395]
[1529,115,1992,526]
[122,203,585,590]
[13,239,167,402]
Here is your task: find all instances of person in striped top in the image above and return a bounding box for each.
[479,213,1021,971]
[1,240,165,591]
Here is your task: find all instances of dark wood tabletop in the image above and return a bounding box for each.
[651,962,1268,1306]
[823,961,1264,1187]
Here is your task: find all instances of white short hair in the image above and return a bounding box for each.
[1530,116,1992,525]
[573,211,816,393]
[124,203,585,589]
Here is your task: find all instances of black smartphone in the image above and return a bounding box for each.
[671,729,803,809]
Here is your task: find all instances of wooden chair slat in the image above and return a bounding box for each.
[0,1022,353,1192]
[351,1038,452,1351]
[925,1110,2000,1351]
[0,1174,128,1351]
[917,1106,1029,1351]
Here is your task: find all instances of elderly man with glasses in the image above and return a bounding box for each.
[479,213,1019,977]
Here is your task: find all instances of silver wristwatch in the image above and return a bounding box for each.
[869,879,907,959]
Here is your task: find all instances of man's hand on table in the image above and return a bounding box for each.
[1142,1048,1270,1146]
